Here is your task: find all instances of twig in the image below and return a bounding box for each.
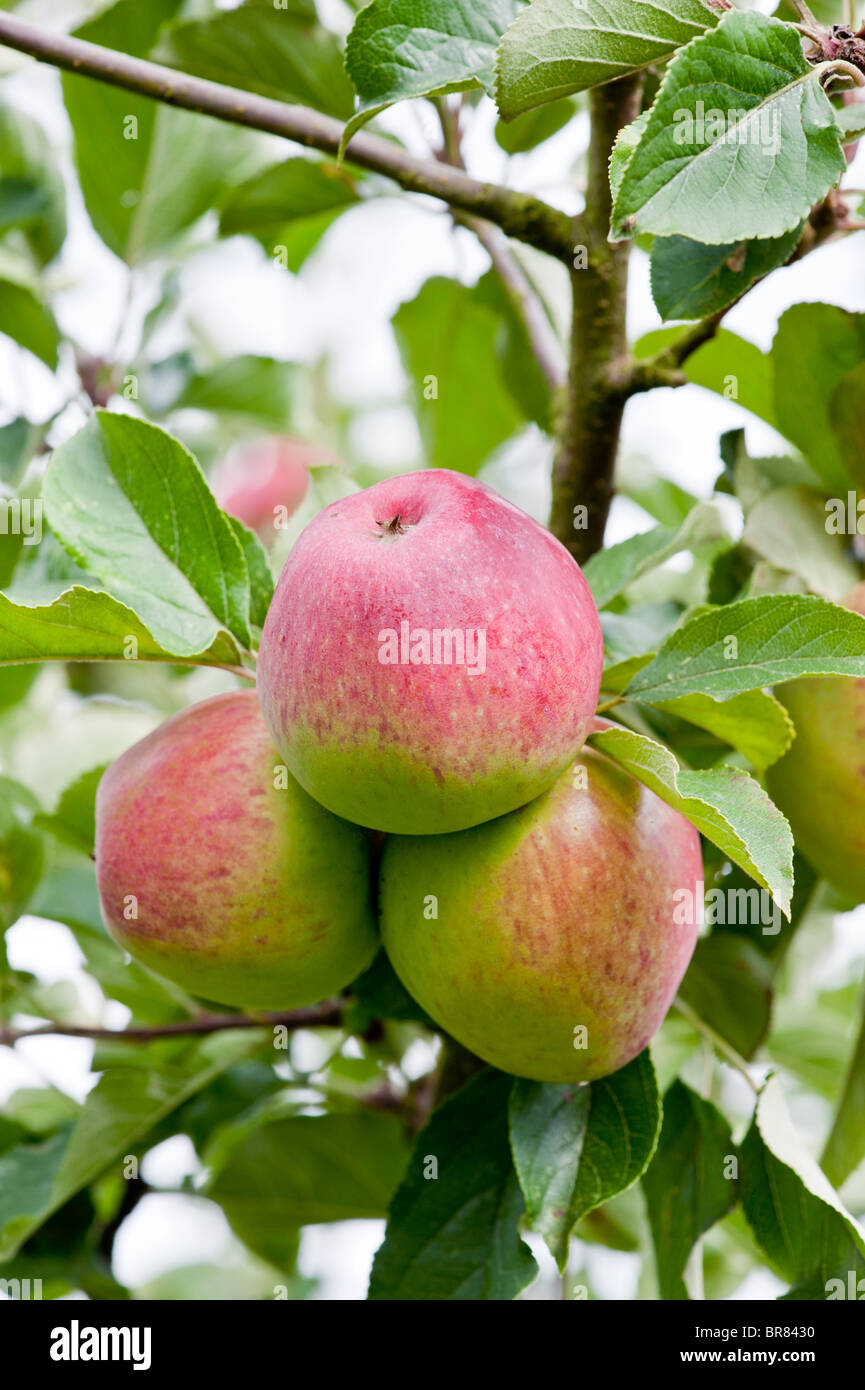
[433,98,567,393]
[626,195,861,396]
[0,13,574,263]
[673,995,761,1094]
[0,998,345,1044]
[0,656,257,681]
[456,217,567,393]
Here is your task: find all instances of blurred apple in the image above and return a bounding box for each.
[213,437,330,542]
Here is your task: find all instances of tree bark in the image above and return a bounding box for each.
[549,77,644,564]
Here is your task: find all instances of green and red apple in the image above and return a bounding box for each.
[95,690,378,1009]
[379,722,703,1082]
[258,469,604,834]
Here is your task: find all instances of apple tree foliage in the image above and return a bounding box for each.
[0,0,863,1301]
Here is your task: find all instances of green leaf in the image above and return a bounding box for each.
[0,98,66,264]
[207,1112,409,1266]
[2,1086,80,1138]
[774,0,846,22]
[495,0,715,119]
[32,861,191,1024]
[63,0,264,264]
[0,776,45,928]
[601,601,681,664]
[768,979,858,1098]
[588,725,794,914]
[473,268,555,432]
[344,0,523,146]
[509,1050,661,1269]
[0,248,59,367]
[772,303,865,491]
[643,1080,736,1299]
[635,327,777,428]
[821,997,865,1188]
[649,690,794,774]
[219,158,362,269]
[226,517,273,632]
[627,594,865,704]
[43,412,256,656]
[0,585,241,670]
[369,1069,538,1300]
[740,1074,865,1298]
[0,416,40,487]
[829,361,865,490]
[583,502,727,608]
[0,1129,71,1263]
[392,277,525,474]
[0,1032,262,1260]
[611,12,846,243]
[615,455,700,528]
[609,113,649,202]
[350,948,435,1026]
[33,766,104,858]
[835,103,865,141]
[0,179,50,233]
[679,934,773,1059]
[650,227,802,322]
[137,1260,303,1301]
[157,0,354,118]
[170,357,295,428]
[742,485,860,600]
[494,97,577,154]
[728,438,822,514]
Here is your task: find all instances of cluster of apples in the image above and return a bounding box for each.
[96,468,705,1083]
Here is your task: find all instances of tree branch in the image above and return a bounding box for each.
[549,77,644,564]
[458,215,568,392]
[0,999,344,1044]
[673,996,761,1094]
[620,191,861,397]
[0,13,574,263]
[432,98,567,393]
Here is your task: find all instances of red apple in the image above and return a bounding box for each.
[257,469,604,834]
[95,690,378,1009]
[379,722,703,1082]
[213,437,318,540]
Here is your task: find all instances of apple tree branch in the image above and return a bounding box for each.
[0,13,574,263]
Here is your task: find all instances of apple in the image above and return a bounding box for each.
[95,690,378,1010]
[213,436,319,540]
[379,722,703,1082]
[766,582,865,904]
[257,469,604,834]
